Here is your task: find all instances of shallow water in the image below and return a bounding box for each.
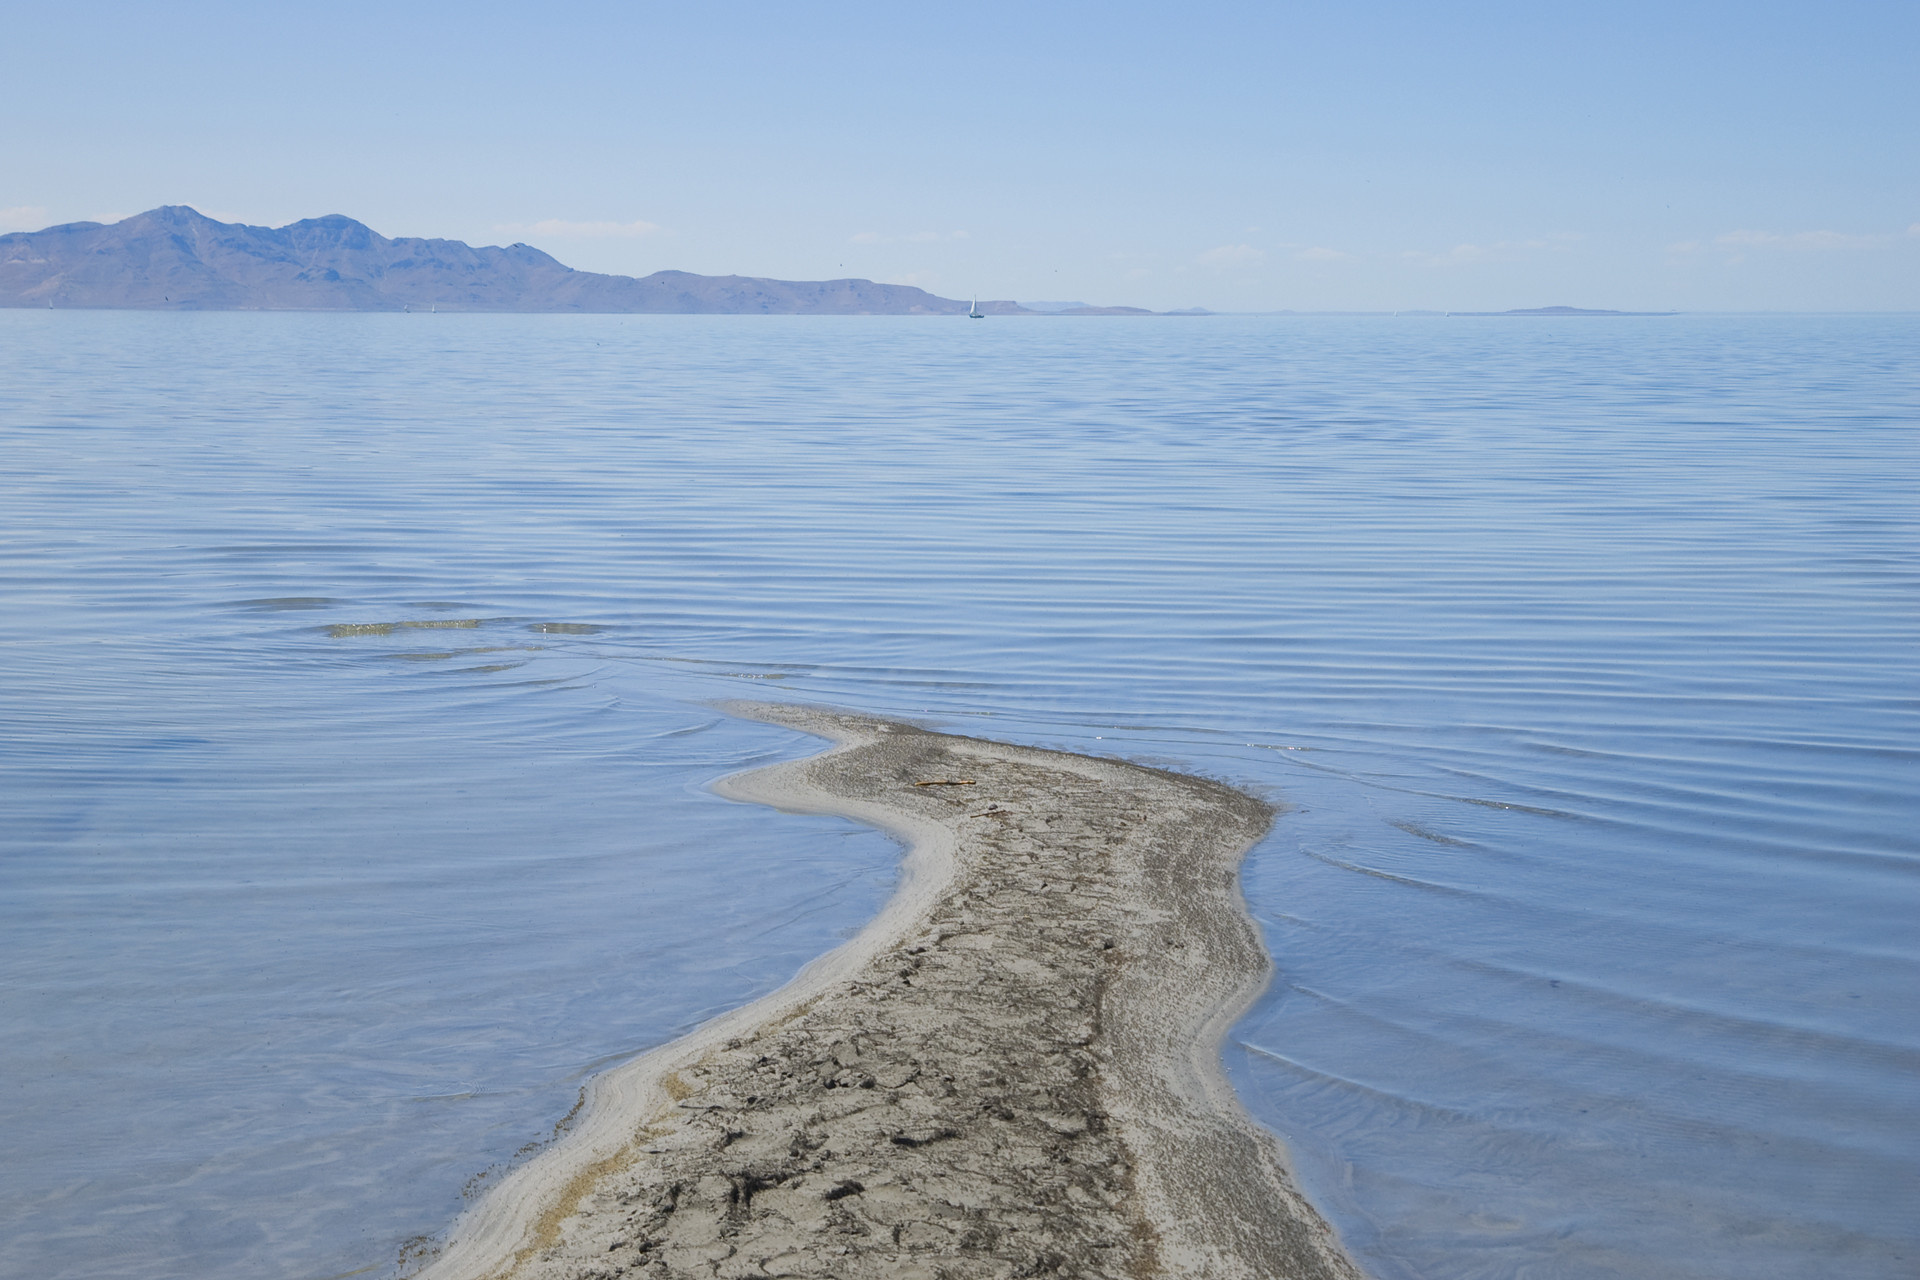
[1,311,1914,1280]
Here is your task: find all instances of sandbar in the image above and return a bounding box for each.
[409,703,1363,1280]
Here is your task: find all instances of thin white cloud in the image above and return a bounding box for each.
[1198,243,1265,269]
[0,205,51,232]
[496,218,663,240]
[1715,228,1886,250]
[1668,226,1912,264]
[1405,234,1581,268]
[848,230,968,245]
[1296,246,1346,262]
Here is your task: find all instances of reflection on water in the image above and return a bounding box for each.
[1,311,1914,1280]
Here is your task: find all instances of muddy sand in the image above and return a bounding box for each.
[411,704,1363,1280]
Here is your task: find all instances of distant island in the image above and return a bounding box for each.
[0,207,1177,316]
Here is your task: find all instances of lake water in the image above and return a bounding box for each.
[2,311,1914,1280]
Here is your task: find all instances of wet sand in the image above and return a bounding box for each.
[410,704,1363,1280]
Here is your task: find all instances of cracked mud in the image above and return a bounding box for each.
[427,707,1363,1280]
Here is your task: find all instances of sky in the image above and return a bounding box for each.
[2,1,1915,311]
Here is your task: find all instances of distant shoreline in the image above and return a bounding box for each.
[2,304,1197,316]
[0,303,1698,318]
[0,207,1185,316]
[5,207,1683,318]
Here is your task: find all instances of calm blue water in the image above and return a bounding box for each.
[2,311,1914,1280]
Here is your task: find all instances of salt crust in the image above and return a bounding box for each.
[409,703,1364,1280]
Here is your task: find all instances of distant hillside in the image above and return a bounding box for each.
[0,207,1041,315]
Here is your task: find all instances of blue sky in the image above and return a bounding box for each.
[3,1,1914,310]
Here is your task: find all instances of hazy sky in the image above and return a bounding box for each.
[3,1,1915,311]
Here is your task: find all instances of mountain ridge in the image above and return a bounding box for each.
[0,207,1067,315]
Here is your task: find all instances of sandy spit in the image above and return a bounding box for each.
[408,703,1364,1280]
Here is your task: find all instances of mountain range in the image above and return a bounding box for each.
[0,207,1160,315]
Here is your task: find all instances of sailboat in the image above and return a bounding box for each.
[968,297,984,319]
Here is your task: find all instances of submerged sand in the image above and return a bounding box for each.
[410,704,1363,1280]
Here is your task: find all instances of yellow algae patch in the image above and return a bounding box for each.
[502,1144,639,1280]
[328,619,487,638]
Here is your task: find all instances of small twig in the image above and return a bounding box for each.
[914,779,976,787]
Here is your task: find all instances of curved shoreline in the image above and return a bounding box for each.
[410,703,1363,1280]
